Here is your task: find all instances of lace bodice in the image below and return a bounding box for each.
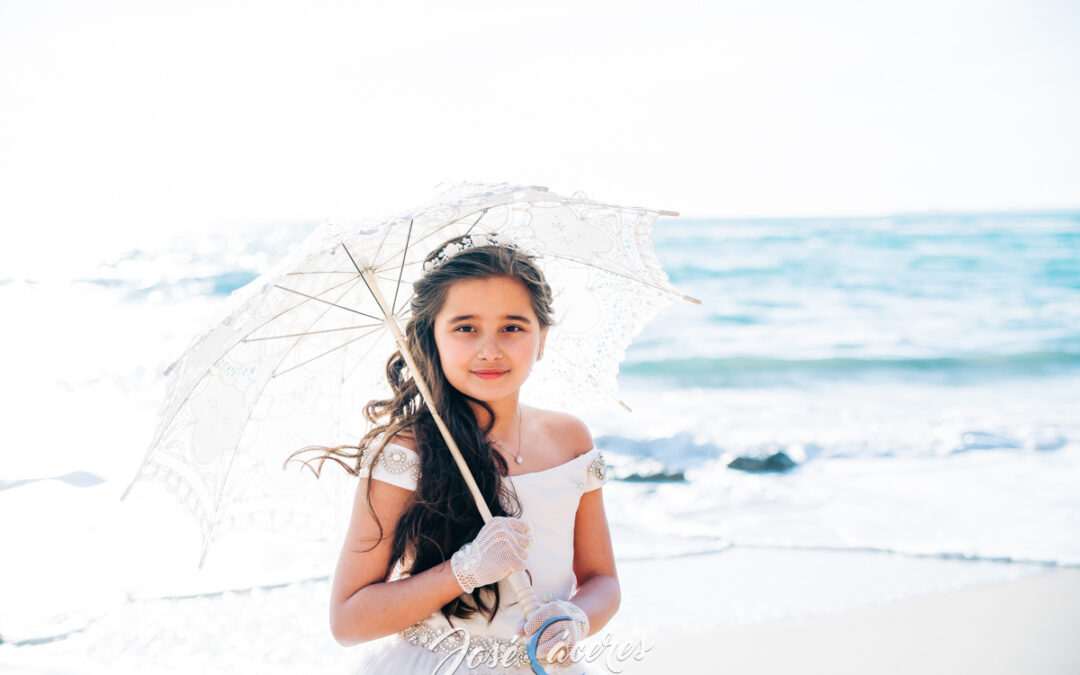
[354,441,609,639]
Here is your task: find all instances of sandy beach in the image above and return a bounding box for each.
[601,565,1080,675]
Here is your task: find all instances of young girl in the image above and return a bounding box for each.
[293,234,619,674]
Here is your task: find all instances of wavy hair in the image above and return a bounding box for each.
[287,233,555,626]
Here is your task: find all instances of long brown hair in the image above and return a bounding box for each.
[287,234,555,625]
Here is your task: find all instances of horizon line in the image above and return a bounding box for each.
[668,206,1080,221]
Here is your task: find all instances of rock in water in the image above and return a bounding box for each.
[727,451,797,473]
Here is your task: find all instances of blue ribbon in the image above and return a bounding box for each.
[526,614,583,675]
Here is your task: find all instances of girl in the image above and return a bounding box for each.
[292,234,619,674]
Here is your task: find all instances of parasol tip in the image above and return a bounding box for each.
[659,210,680,217]
[618,399,633,413]
[683,294,702,305]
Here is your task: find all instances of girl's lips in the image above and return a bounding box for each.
[472,370,508,379]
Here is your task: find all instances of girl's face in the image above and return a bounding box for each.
[432,276,548,405]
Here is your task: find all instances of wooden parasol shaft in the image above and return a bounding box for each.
[358,266,541,620]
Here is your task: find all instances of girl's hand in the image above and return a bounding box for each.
[514,599,590,669]
[450,516,532,593]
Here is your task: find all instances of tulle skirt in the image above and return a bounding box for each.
[349,634,610,674]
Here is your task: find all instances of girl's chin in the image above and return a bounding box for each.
[459,380,519,400]
[448,372,526,399]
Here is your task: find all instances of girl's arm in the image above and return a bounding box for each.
[570,486,621,635]
[567,415,621,636]
[329,478,463,646]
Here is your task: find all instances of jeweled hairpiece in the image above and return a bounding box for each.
[421,232,514,273]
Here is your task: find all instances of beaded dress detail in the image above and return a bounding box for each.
[357,442,421,488]
[349,443,610,674]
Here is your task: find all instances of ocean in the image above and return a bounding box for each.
[596,214,1080,567]
[2,212,1078,669]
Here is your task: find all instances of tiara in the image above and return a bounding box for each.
[421,232,513,273]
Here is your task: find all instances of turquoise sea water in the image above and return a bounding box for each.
[630,214,1080,385]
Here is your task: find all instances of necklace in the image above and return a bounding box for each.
[493,405,525,465]
[514,405,524,464]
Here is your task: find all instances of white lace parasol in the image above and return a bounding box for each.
[121,182,698,571]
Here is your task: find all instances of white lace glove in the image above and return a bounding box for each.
[450,516,532,593]
[514,599,590,669]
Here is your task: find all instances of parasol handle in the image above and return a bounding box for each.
[357,265,541,620]
[507,570,542,617]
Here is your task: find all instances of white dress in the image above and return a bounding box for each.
[347,442,611,674]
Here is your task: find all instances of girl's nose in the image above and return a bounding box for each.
[477,336,502,360]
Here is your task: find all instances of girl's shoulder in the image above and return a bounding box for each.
[385,429,418,452]
[525,407,601,491]
[530,407,608,491]
[529,406,595,461]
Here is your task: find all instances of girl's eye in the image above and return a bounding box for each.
[453,325,524,333]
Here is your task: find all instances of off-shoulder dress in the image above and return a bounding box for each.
[346,441,611,674]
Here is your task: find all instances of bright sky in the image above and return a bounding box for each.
[1,0,1078,265]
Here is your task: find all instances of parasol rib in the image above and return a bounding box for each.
[272,284,384,321]
[391,219,413,316]
[242,323,383,342]
[271,325,386,379]
[240,276,360,342]
[371,208,489,271]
